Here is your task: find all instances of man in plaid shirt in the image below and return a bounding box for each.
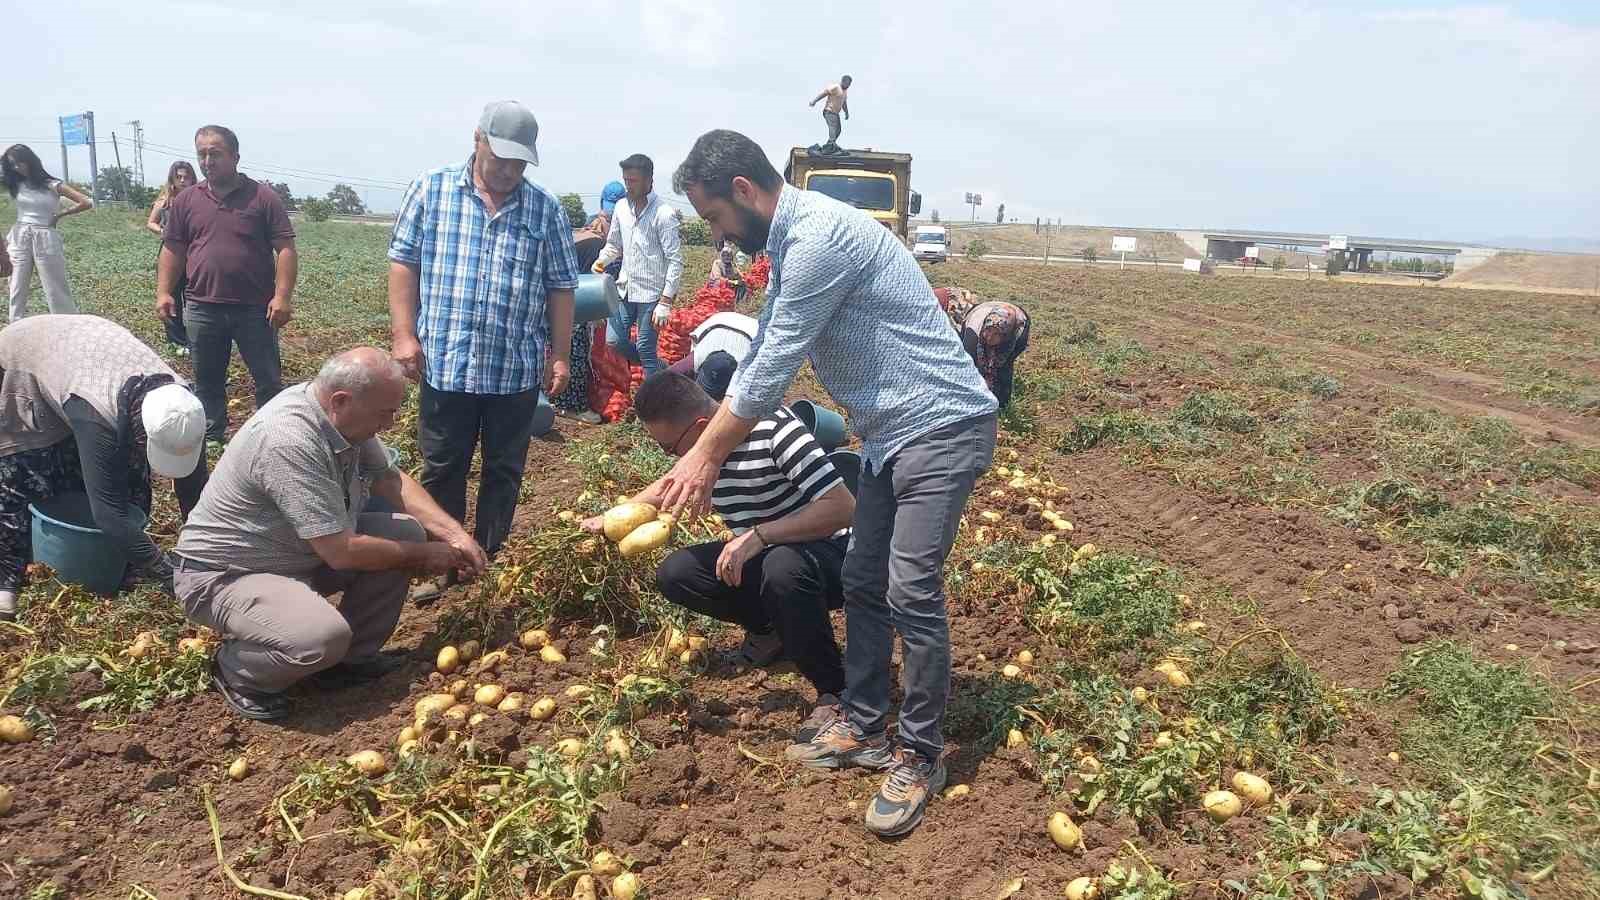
[388,101,578,568]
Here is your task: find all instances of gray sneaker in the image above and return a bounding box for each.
[0,590,16,622]
[864,747,947,837]
[795,694,842,744]
[785,718,896,771]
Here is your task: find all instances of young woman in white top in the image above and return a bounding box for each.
[3,144,92,321]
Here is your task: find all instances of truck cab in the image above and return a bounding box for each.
[912,225,948,263]
[786,148,921,241]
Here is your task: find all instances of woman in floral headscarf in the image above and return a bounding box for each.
[933,287,1030,409]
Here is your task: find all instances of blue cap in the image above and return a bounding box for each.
[600,181,626,214]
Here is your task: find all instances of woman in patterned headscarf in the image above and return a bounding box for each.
[933,288,1030,409]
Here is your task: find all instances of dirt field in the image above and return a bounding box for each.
[1446,251,1600,294]
[1,209,1597,900]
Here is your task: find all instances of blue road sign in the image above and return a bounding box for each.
[59,114,91,146]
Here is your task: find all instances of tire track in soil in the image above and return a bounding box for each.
[1053,448,1600,687]
[1114,303,1600,447]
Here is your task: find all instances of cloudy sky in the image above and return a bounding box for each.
[6,0,1596,245]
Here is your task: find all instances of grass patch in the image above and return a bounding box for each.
[1027,552,1180,652]
[1172,390,1260,434]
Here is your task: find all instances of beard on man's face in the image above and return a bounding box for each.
[731,199,771,255]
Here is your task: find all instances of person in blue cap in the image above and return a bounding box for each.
[598,181,626,280]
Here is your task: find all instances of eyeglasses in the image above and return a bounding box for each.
[661,416,709,455]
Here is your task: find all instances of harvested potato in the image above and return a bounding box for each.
[605,733,632,760]
[564,684,594,700]
[227,757,250,780]
[603,502,659,542]
[0,784,13,815]
[397,726,418,746]
[555,738,585,758]
[176,637,209,654]
[1065,876,1100,900]
[540,644,568,664]
[519,628,551,650]
[1048,811,1083,850]
[590,850,624,876]
[1203,789,1242,822]
[571,874,597,900]
[468,712,488,726]
[476,650,509,673]
[447,679,470,697]
[618,520,672,558]
[531,697,558,721]
[497,693,527,713]
[1131,686,1150,705]
[611,873,642,900]
[346,750,388,777]
[458,640,481,662]
[1153,732,1174,749]
[436,646,461,674]
[1005,729,1026,749]
[0,715,35,744]
[1164,668,1192,688]
[474,684,506,707]
[1016,649,1035,666]
[943,784,971,800]
[1001,663,1023,679]
[1231,771,1273,806]
[415,693,457,719]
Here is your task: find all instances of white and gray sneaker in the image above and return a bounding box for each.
[0,589,16,621]
[796,694,843,743]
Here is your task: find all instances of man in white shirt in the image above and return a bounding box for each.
[667,311,758,401]
[593,154,684,378]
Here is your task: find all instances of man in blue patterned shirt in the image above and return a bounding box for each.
[663,129,998,838]
[387,101,578,564]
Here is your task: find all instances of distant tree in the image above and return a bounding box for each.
[1424,259,1443,274]
[995,203,1005,224]
[301,198,334,222]
[966,239,989,262]
[930,209,940,223]
[326,184,366,216]
[1081,245,1098,264]
[679,217,711,246]
[1271,255,1287,271]
[94,166,151,205]
[558,193,587,226]
[269,181,297,211]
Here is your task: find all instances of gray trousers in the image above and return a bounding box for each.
[841,413,996,761]
[174,510,425,693]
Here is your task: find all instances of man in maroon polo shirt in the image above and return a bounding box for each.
[157,125,299,443]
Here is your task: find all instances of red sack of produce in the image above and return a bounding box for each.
[745,253,771,291]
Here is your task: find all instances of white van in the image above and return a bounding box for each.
[912,225,948,263]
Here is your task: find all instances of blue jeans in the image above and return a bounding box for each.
[606,300,661,378]
[841,413,997,762]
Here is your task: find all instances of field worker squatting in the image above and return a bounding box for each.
[661,129,998,838]
[172,348,488,721]
[0,314,210,620]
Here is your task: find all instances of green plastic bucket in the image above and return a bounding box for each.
[790,400,848,452]
[30,492,147,596]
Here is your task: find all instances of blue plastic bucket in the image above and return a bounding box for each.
[29,492,148,595]
[790,400,848,452]
[574,274,621,324]
[531,392,555,437]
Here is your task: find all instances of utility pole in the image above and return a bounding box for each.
[125,120,145,186]
[111,133,123,200]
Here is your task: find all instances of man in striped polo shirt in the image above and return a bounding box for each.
[584,371,855,740]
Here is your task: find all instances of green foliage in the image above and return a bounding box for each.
[944,673,1039,753]
[301,197,334,222]
[679,217,711,246]
[1190,652,1342,747]
[1384,642,1554,756]
[1271,255,1287,271]
[1031,552,1180,651]
[966,239,989,261]
[1172,391,1259,434]
[1081,244,1098,263]
[325,183,366,215]
[1,653,95,707]
[558,192,586,227]
[78,651,212,715]
[1259,369,1341,399]
[1100,860,1178,900]
[268,181,297,210]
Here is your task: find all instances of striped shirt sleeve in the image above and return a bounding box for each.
[768,413,843,504]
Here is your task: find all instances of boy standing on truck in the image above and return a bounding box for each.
[809,75,852,151]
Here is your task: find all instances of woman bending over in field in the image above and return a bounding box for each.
[934,287,1031,409]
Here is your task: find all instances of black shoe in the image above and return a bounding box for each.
[308,653,408,690]
[212,661,290,721]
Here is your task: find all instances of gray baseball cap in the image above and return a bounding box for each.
[478,100,540,165]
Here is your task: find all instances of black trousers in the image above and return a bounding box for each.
[657,537,847,697]
[417,382,537,556]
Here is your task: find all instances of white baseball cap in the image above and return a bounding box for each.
[142,383,206,478]
[478,101,540,166]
